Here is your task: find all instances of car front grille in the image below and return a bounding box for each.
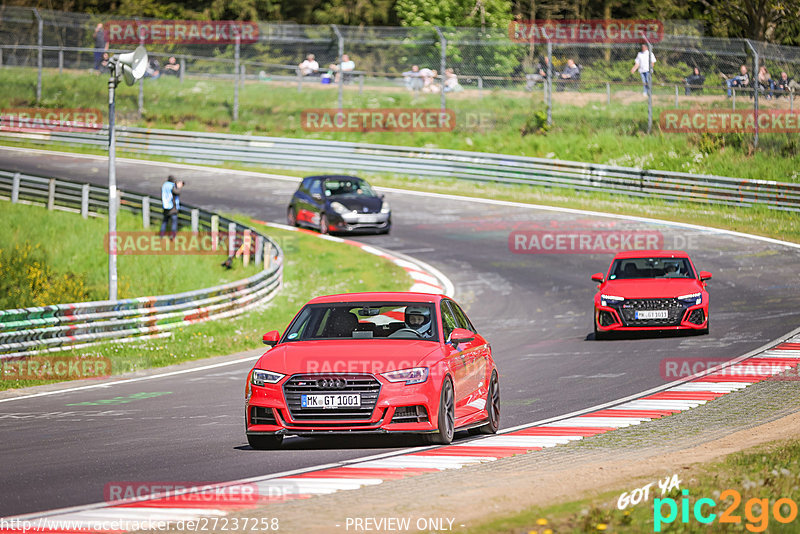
[283,373,381,421]
[618,298,684,327]
[391,405,429,424]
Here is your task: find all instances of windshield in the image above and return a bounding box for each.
[609,257,695,280]
[283,303,438,341]
[324,179,377,198]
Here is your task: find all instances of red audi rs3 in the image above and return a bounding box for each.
[245,292,500,449]
[591,250,712,339]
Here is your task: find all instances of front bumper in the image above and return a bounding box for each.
[329,212,391,233]
[595,301,708,332]
[246,373,438,434]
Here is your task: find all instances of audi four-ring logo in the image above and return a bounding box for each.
[318,378,347,389]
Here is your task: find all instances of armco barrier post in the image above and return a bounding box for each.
[191,208,199,233]
[243,229,251,267]
[81,183,90,219]
[255,235,263,266]
[47,179,55,210]
[211,215,219,252]
[11,173,20,203]
[142,196,150,228]
[265,241,272,270]
[228,221,236,257]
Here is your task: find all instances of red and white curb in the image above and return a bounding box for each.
[257,222,455,297]
[5,331,800,532]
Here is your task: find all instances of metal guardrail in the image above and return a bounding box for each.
[0,170,284,358]
[2,127,800,212]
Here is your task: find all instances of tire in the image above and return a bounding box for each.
[475,371,499,435]
[319,213,329,235]
[247,433,283,450]
[594,320,608,341]
[287,206,298,227]
[425,379,455,445]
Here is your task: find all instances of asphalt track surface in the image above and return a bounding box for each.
[1,146,800,517]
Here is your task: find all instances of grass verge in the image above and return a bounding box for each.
[0,200,259,307]
[3,67,800,182]
[466,438,800,533]
[0,218,413,391]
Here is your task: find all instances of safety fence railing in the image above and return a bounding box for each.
[2,127,799,212]
[0,170,284,358]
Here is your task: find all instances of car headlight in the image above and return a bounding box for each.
[251,369,285,386]
[330,202,350,215]
[600,294,624,307]
[380,201,391,214]
[381,367,428,385]
[678,292,702,305]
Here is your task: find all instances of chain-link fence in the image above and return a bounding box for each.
[4,6,800,150]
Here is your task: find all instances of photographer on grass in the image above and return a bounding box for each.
[160,175,184,239]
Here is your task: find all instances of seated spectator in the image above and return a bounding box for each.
[298,54,319,77]
[556,59,580,92]
[421,68,440,93]
[163,56,180,76]
[443,68,462,93]
[403,65,423,92]
[722,65,748,98]
[144,58,160,79]
[329,54,355,83]
[757,65,775,99]
[683,67,705,95]
[99,52,111,73]
[775,71,791,96]
[525,56,549,91]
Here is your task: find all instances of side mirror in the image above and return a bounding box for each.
[448,328,475,345]
[699,271,712,282]
[262,330,280,347]
[591,272,604,283]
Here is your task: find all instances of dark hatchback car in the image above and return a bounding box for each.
[287,175,391,235]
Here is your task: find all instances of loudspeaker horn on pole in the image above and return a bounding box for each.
[115,46,148,86]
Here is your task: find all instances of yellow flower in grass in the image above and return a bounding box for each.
[536,518,548,525]
[596,524,608,531]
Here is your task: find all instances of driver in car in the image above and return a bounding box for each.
[404,306,433,337]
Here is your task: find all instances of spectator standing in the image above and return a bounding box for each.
[298,54,319,76]
[163,56,181,76]
[556,59,580,92]
[722,65,749,98]
[160,175,183,239]
[631,43,656,96]
[93,23,109,72]
[684,67,705,95]
[443,68,462,93]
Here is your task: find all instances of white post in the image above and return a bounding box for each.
[211,215,219,252]
[142,196,150,228]
[191,208,199,233]
[242,229,251,267]
[11,173,20,203]
[47,178,55,210]
[255,235,263,266]
[228,222,236,257]
[81,183,90,218]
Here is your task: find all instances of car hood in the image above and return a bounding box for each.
[256,339,440,376]
[330,195,383,214]
[600,278,704,299]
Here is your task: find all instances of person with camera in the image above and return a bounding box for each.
[160,175,184,239]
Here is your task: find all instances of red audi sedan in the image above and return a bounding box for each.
[591,250,712,339]
[245,292,499,449]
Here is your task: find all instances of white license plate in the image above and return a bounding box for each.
[301,394,361,408]
[358,215,379,223]
[636,310,669,320]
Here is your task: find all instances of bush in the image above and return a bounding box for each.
[0,244,90,309]
[521,109,550,136]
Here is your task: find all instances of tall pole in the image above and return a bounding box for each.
[746,40,759,148]
[332,25,344,112]
[107,71,118,301]
[33,8,43,103]
[435,27,447,113]
[640,32,653,134]
[233,35,240,121]
[546,39,552,126]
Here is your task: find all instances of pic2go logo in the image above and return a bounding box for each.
[654,489,799,532]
